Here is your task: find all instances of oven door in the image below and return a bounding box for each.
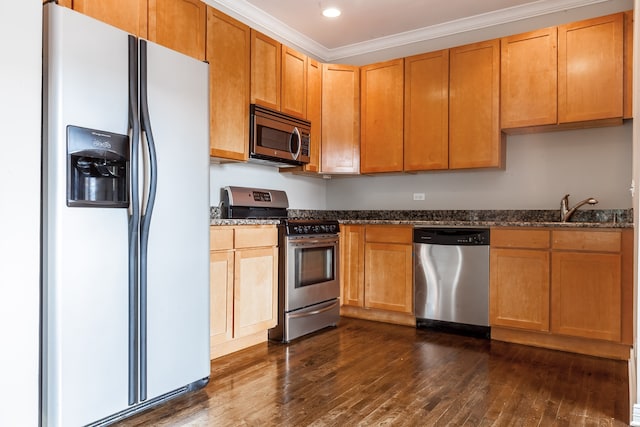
[284,234,339,312]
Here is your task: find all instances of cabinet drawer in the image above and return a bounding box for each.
[234,226,278,248]
[365,225,412,244]
[210,227,234,251]
[491,228,550,249]
[552,230,621,252]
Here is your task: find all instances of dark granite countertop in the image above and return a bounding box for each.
[210,218,281,226]
[287,209,633,229]
[209,208,633,228]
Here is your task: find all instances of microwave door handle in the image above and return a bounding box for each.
[290,127,301,160]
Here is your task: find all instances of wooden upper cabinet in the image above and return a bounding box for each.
[558,13,624,123]
[206,7,251,161]
[623,10,633,119]
[147,0,206,60]
[281,46,307,118]
[72,0,147,36]
[321,63,360,174]
[501,27,557,129]
[303,58,322,172]
[404,50,449,171]
[449,39,503,169]
[251,30,281,111]
[360,59,404,174]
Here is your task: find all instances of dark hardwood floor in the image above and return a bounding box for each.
[118,318,629,426]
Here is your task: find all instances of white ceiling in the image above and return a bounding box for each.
[207,0,617,61]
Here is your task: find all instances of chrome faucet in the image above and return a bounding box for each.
[560,194,598,222]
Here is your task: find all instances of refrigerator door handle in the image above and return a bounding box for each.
[138,39,158,402]
[127,34,140,407]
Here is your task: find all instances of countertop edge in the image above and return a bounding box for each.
[338,220,633,228]
[209,218,632,228]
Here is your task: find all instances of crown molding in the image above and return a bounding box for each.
[206,0,611,62]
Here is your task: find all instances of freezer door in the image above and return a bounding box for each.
[42,4,130,426]
[141,40,210,400]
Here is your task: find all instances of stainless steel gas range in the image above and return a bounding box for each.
[221,186,340,343]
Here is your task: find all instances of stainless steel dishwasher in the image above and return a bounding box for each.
[414,228,490,338]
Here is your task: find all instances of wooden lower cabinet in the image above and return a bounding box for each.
[490,247,550,331]
[490,227,632,360]
[551,251,621,341]
[340,225,365,307]
[340,224,414,326]
[209,225,278,359]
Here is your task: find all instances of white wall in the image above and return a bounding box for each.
[0,2,42,426]
[210,162,328,209]
[326,123,633,210]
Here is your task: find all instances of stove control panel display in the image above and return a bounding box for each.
[252,191,272,202]
[284,220,339,236]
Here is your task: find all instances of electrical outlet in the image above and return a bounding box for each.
[413,193,425,201]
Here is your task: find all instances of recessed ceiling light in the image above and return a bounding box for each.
[322,7,341,18]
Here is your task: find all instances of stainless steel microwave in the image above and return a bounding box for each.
[249,104,310,167]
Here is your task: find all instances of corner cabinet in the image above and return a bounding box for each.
[449,39,503,169]
[321,64,361,174]
[340,224,414,326]
[490,227,633,360]
[209,225,278,359]
[360,59,404,173]
[206,7,251,161]
[303,58,322,172]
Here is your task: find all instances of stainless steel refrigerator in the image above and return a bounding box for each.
[41,4,210,426]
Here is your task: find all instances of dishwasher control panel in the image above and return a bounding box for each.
[413,228,490,246]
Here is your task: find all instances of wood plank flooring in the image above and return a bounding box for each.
[118,318,629,426]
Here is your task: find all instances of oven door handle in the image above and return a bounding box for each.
[288,237,338,246]
[287,300,339,319]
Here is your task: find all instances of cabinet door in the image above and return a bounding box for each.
[234,247,278,338]
[321,64,360,174]
[364,242,413,314]
[558,13,623,123]
[73,0,147,36]
[148,0,206,60]
[209,250,234,350]
[404,50,449,171]
[501,27,557,129]
[340,225,365,307]
[206,7,250,161]
[360,59,404,173]
[490,248,550,331]
[449,39,503,169]
[281,46,307,118]
[623,10,633,119]
[251,30,281,111]
[551,252,621,341]
[303,58,322,173]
